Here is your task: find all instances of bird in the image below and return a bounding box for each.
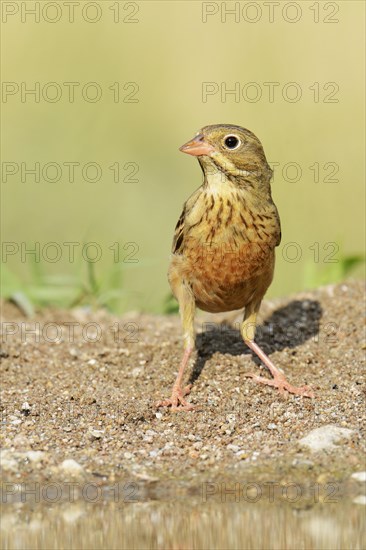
[157,124,314,410]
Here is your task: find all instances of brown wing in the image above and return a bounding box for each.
[171,187,205,255]
[172,206,186,254]
[273,203,281,246]
[261,202,281,247]
[276,229,282,247]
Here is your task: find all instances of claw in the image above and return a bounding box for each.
[156,384,195,411]
[245,372,314,398]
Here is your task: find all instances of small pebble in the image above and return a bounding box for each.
[351,472,366,482]
[60,459,84,476]
[21,402,31,413]
[0,450,18,472]
[131,368,143,378]
[26,451,45,463]
[89,429,104,439]
[227,444,240,452]
[123,452,134,460]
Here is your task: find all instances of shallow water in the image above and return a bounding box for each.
[1,485,365,550]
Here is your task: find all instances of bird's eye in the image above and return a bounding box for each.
[224,135,240,150]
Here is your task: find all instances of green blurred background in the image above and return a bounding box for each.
[1,0,365,313]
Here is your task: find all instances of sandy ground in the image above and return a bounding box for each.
[1,280,365,489]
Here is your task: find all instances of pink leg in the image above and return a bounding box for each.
[156,347,195,411]
[245,340,314,398]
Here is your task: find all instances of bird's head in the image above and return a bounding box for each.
[179,124,272,186]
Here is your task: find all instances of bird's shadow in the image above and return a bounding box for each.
[188,299,322,385]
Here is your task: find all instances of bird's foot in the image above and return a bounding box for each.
[156,384,194,411]
[245,372,314,398]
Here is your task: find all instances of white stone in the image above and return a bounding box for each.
[351,471,366,482]
[89,429,104,439]
[299,425,354,452]
[0,450,18,472]
[60,459,84,475]
[123,452,134,460]
[267,423,277,430]
[131,367,142,378]
[26,451,45,463]
[226,444,240,452]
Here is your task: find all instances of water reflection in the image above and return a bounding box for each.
[1,497,365,550]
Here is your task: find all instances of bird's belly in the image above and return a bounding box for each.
[173,240,275,313]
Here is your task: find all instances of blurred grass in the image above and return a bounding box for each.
[1,254,130,313]
[1,1,365,313]
[2,250,363,315]
[303,253,366,289]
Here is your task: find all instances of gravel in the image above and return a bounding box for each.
[1,280,365,488]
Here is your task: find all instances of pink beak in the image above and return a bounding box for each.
[179,134,215,157]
